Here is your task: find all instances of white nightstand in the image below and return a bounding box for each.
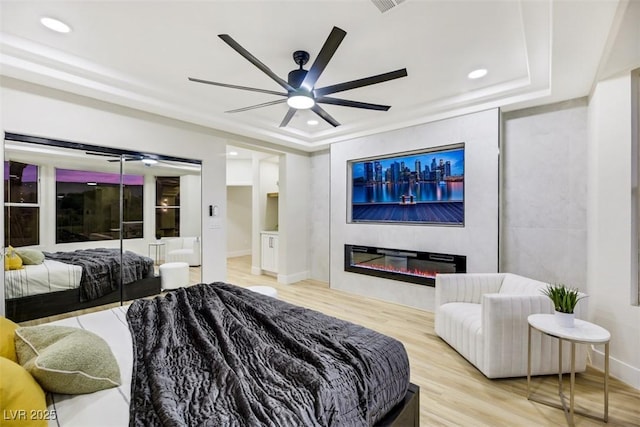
[527,313,610,425]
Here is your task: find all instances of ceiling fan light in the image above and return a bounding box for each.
[287,95,315,109]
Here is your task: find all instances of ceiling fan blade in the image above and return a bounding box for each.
[314,68,408,97]
[107,157,138,162]
[226,99,288,113]
[188,77,287,97]
[279,108,297,127]
[316,96,391,111]
[300,26,347,91]
[218,34,294,92]
[87,152,138,162]
[312,105,340,127]
[86,151,116,158]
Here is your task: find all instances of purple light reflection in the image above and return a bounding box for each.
[56,168,143,185]
[4,162,38,182]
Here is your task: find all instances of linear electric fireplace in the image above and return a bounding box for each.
[344,244,466,286]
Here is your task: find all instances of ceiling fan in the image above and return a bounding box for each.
[188,26,408,128]
[85,152,163,167]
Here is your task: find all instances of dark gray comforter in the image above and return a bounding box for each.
[44,248,154,301]
[127,283,410,427]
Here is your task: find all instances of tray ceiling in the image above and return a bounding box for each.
[0,0,624,151]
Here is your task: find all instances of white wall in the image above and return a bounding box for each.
[309,150,330,282]
[330,109,500,310]
[587,71,640,389]
[501,99,588,289]
[227,158,252,186]
[278,152,310,284]
[0,79,227,288]
[180,174,202,238]
[226,186,252,257]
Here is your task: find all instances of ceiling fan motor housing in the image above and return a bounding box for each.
[288,50,310,88]
[288,68,308,89]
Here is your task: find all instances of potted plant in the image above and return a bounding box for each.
[542,284,585,327]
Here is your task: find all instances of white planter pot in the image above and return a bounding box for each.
[554,311,575,328]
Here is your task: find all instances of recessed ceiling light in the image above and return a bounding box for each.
[228,151,238,156]
[87,182,97,186]
[468,68,488,80]
[40,17,72,33]
[307,119,319,126]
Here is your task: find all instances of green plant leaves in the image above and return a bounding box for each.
[542,284,584,314]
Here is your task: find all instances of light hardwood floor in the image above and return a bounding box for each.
[21,256,640,426]
[227,257,639,427]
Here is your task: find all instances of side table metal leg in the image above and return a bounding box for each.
[570,342,576,426]
[604,342,609,422]
[527,324,532,398]
[558,337,563,396]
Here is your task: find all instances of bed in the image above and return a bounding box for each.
[4,248,161,322]
[41,283,420,426]
[4,260,83,299]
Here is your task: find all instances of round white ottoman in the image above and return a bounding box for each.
[159,262,189,290]
[247,285,278,298]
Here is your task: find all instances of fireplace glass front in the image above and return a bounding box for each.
[344,244,466,286]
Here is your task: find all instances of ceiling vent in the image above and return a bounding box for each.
[371,0,406,13]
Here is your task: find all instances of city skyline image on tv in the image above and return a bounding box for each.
[350,143,464,225]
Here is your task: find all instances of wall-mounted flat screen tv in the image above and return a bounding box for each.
[349,143,464,225]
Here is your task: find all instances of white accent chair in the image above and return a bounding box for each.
[435,273,588,379]
[164,237,201,266]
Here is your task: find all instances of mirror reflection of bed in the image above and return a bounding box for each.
[3,135,202,322]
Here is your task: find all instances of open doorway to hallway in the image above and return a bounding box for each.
[226,145,280,277]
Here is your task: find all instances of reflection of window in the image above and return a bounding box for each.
[56,169,144,243]
[155,176,180,239]
[4,161,39,247]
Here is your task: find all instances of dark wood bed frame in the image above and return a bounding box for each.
[5,275,162,323]
[377,382,420,426]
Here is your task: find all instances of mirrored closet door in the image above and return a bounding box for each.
[3,134,202,322]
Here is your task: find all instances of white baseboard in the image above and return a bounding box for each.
[591,346,640,390]
[250,266,262,276]
[277,270,309,284]
[227,249,251,258]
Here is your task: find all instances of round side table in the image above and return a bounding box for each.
[527,313,610,425]
[148,241,165,265]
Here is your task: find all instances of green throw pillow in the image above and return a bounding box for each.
[14,325,121,394]
[15,249,45,265]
